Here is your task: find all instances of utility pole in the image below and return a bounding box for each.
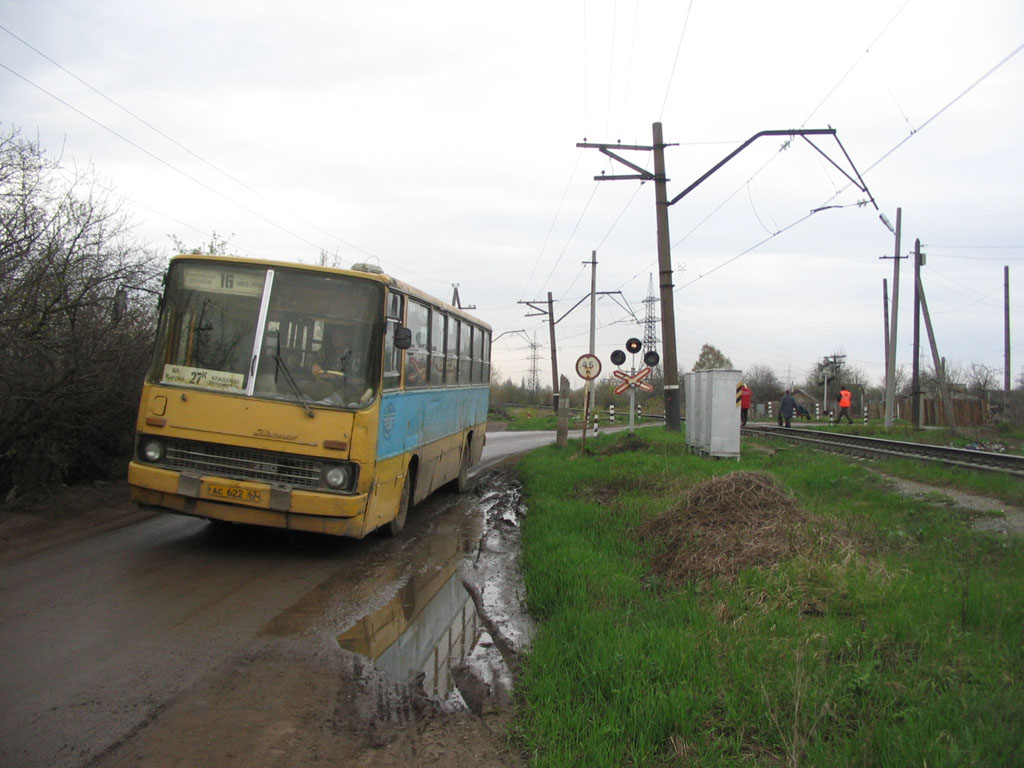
[881,208,903,428]
[1005,266,1012,394]
[577,123,877,434]
[519,279,625,412]
[911,239,923,429]
[651,123,681,431]
[583,251,598,450]
[547,292,558,412]
[882,279,890,368]
[916,264,956,430]
[588,251,598,355]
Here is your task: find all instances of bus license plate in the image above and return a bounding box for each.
[204,482,265,507]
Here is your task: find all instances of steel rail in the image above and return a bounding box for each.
[741,425,1024,479]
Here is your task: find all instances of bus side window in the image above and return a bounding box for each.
[405,300,429,389]
[447,318,460,385]
[431,311,446,386]
[459,323,472,385]
[383,293,404,391]
[471,327,487,385]
[483,329,491,382]
[472,325,485,383]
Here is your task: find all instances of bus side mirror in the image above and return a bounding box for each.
[394,327,412,350]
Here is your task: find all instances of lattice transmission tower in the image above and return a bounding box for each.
[526,332,541,394]
[642,273,660,360]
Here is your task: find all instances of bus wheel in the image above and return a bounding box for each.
[456,440,471,493]
[388,472,411,536]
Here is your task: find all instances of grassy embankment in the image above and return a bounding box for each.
[512,429,1023,767]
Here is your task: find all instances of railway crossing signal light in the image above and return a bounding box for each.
[625,337,642,354]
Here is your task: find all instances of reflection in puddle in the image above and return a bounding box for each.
[337,545,480,698]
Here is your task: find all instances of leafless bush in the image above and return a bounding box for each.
[0,126,163,498]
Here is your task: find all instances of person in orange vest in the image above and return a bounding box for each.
[835,385,853,424]
[740,384,752,426]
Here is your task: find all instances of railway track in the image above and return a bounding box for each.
[741,424,1024,479]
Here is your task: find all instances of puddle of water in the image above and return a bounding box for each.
[337,551,480,699]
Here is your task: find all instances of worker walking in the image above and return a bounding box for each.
[740,384,752,426]
[780,389,796,428]
[835,385,853,425]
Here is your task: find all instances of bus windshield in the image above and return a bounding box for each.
[149,261,385,409]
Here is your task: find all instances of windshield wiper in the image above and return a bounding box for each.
[273,355,315,418]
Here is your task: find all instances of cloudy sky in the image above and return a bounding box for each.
[3,0,1023,395]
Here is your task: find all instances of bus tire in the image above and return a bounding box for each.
[388,472,411,536]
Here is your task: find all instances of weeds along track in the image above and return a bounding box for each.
[742,424,1024,479]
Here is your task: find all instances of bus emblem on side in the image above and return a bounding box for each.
[382,402,396,440]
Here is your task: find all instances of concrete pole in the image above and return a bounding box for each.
[652,122,681,432]
[547,291,558,413]
[912,238,923,429]
[556,375,570,447]
[582,252,597,440]
[883,278,890,369]
[588,251,597,356]
[884,208,902,428]
[918,278,956,430]
[1005,266,1011,394]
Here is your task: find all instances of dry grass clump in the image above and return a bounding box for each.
[640,471,807,584]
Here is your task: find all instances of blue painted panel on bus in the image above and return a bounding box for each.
[377,387,488,460]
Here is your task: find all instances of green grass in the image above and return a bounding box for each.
[513,430,1024,767]
[490,406,584,431]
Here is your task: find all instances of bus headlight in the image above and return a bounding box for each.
[140,438,165,463]
[323,464,350,490]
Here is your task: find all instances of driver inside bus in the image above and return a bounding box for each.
[311,325,350,379]
[307,324,374,406]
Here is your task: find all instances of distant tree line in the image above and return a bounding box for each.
[0,127,163,500]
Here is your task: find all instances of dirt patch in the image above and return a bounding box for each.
[589,431,647,455]
[0,479,149,563]
[639,471,810,584]
[870,470,1024,536]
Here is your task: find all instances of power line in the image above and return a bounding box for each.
[0,25,376,259]
[520,152,583,301]
[799,0,914,127]
[536,180,602,296]
[670,40,1024,290]
[0,60,330,253]
[658,0,695,120]
[863,39,1024,176]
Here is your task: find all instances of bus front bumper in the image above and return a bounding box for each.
[128,462,371,538]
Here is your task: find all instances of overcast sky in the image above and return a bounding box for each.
[3,0,1023,395]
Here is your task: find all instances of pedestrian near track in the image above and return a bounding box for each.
[779,389,796,428]
[740,384,752,426]
[835,385,853,425]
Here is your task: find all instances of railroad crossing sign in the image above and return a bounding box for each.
[575,353,602,381]
[613,367,653,395]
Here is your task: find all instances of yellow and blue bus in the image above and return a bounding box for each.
[128,255,490,537]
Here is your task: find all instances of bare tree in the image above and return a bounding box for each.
[743,364,783,402]
[0,127,163,497]
[966,363,997,395]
